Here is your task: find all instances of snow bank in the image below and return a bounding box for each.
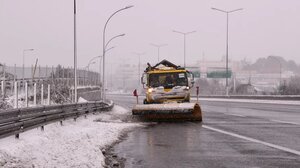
[0,105,141,168]
[78,97,88,103]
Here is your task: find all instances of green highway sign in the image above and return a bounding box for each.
[207,70,232,78]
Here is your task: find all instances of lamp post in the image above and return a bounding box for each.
[211,7,243,96]
[22,48,34,87]
[133,52,145,85]
[172,30,196,68]
[150,43,167,62]
[73,0,78,102]
[102,5,133,101]
[87,56,102,86]
[99,46,115,93]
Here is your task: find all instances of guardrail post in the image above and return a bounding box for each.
[25,82,28,107]
[10,81,13,96]
[71,89,74,103]
[14,81,18,108]
[47,84,50,105]
[1,81,4,99]
[41,84,44,105]
[74,105,78,121]
[33,83,37,106]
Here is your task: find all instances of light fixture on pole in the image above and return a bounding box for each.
[88,56,101,66]
[87,61,96,72]
[85,61,96,85]
[150,43,167,62]
[86,55,101,86]
[105,34,125,49]
[102,5,133,101]
[172,30,196,68]
[211,7,243,96]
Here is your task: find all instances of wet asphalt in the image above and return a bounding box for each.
[107,94,300,168]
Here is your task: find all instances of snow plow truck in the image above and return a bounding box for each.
[132,60,202,121]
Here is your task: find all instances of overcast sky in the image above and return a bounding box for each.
[1,0,300,70]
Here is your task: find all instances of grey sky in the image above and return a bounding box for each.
[1,0,300,71]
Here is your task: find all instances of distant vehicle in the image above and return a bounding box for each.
[132,60,202,121]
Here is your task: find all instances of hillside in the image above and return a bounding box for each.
[242,56,300,74]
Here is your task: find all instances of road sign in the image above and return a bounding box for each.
[207,68,232,78]
[207,71,232,78]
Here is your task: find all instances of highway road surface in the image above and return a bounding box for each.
[107,94,300,168]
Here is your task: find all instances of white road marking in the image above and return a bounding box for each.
[202,125,300,156]
[270,120,300,125]
[224,113,246,117]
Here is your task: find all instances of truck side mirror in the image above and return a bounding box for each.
[141,73,147,88]
[141,77,145,84]
[188,72,195,87]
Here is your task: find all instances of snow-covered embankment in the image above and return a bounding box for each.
[0,105,141,168]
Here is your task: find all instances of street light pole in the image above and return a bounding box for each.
[74,0,78,102]
[100,36,122,100]
[173,30,196,68]
[133,52,145,85]
[211,7,243,96]
[91,47,115,95]
[150,43,167,62]
[102,5,133,101]
[271,56,282,85]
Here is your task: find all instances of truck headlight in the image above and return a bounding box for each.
[183,86,189,90]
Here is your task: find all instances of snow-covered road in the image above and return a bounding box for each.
[0,105,141,168]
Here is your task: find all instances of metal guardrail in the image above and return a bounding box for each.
[0,101,114,139]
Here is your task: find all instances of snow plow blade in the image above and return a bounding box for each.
[132,103,202,121]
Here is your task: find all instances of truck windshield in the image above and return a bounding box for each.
[149,72,188,88]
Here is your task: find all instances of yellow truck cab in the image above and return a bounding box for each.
[141,60,194,104]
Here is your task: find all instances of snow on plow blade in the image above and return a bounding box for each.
[132,103,202,121]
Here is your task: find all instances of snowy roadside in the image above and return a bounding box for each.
[0,105,142,168]
[194,97,300,105]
